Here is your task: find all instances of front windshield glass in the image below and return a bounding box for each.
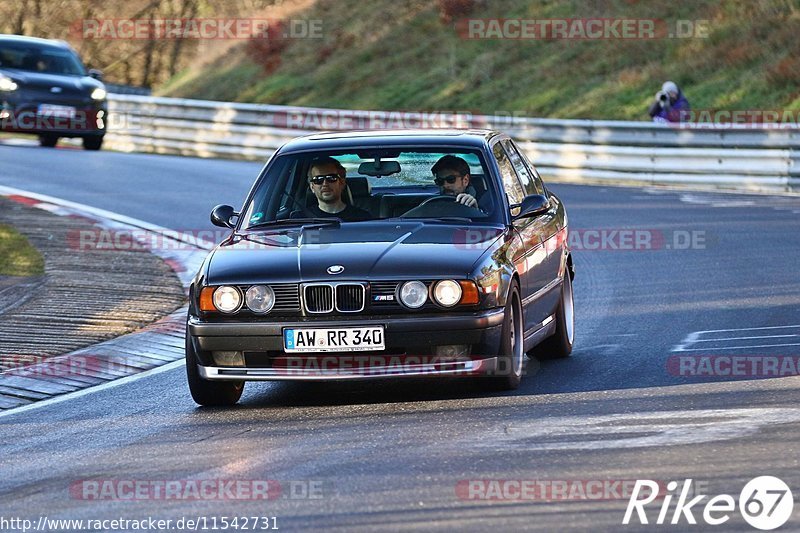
[240,148,500,229]
[0,43,86,76]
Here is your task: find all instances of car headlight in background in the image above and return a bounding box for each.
[433,280,462,307]
[245,285,275,313]
[0,74,18,92]
[399,281,428,309]
[90,87,107,101]
[212,286,242,314]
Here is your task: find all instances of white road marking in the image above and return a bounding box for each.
[465,408,800,451]
[672,325,800,352]
[692,334,798,342]
[691,324,800,334]
[675,343,800,352]
[0,360,185,420]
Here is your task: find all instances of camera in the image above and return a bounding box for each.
[658,91,669,102]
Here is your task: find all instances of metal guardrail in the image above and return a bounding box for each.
[104,94,799,190]
[104,83,153,96]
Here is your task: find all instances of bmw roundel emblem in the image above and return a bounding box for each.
[327,265,344,275]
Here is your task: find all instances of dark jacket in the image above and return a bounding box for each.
[649,91,690,123]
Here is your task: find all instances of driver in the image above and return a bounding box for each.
[431,155,490,212]
[298,156,371,221]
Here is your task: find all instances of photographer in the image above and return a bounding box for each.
[648,81,690,123]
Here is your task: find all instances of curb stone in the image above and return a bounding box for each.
[0,191,211,411]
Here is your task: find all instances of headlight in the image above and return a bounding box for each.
[433,280,462,307]
[245,285,275,313]
[0,75,18,92]
[399,281,428,309]
[90,87,107,101]
[212,286,242,313]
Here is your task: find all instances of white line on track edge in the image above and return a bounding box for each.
[0,360,186,420]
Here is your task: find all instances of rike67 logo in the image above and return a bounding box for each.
[623,477,793,530]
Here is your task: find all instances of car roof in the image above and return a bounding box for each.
[0,34,71,50]
[278,129,505,154]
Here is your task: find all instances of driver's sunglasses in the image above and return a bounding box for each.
[434,174,461,186]
[310,174,341,185]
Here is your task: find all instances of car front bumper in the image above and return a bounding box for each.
[188,308,506,381]
[0,102,107,136]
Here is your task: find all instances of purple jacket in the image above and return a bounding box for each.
[649,93,690,123]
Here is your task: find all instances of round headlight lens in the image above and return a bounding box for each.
[399,281,428,309]
[0,75,18,92]
[90,87,107,101]
[213,286,242,313]
[433,280,462,307]
[245,285,275,314]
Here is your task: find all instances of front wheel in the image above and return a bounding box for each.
[83,136,103,151]
[186,332,244,406]
[39,134,58,147]
[531,269,574,360]
[485,283,524,391]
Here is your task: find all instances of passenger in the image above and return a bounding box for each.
[431,155,491,212]
[299,156,371,221]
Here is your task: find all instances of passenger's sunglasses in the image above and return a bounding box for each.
[309,174,341,185]
[434,174,462,186]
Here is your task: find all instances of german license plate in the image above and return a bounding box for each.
[283,326,385,353]
[38,104,76,118]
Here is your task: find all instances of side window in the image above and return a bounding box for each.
[492,142,525,207]
[505,140,545,196]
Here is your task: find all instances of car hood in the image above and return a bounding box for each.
[205,221,505,285]
[0,68,101,94]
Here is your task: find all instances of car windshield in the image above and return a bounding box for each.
[0,42,86,76]
[240,148,500,229]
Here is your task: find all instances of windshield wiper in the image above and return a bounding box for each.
[391,217,474,224]
[244,218,341,231]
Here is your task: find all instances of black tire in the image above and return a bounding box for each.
[83,136,103,151]
[39,134,58,148]
[486,283,524,391]
[186,332,244,406]
[531,269,574,360]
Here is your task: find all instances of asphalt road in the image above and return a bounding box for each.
[2,142,800,532]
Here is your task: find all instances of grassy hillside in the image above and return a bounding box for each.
[159,0,800,120]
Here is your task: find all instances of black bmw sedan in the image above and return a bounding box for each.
[187,129,574,405]
[0,34,107,150]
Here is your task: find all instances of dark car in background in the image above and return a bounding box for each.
[0,34,107,150]
[186,129,574,406]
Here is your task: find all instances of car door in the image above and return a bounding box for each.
[502,139,562,330]
[511,139,568,288]
[491,140,540,332]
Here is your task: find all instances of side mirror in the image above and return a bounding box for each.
[210,204,238,228]
[88,69,104,81]
[511,194,550,220]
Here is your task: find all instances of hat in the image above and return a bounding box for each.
[662,81,679,95]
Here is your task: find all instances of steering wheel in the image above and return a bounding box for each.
[280,192,315,218]
[417,195,458,208]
